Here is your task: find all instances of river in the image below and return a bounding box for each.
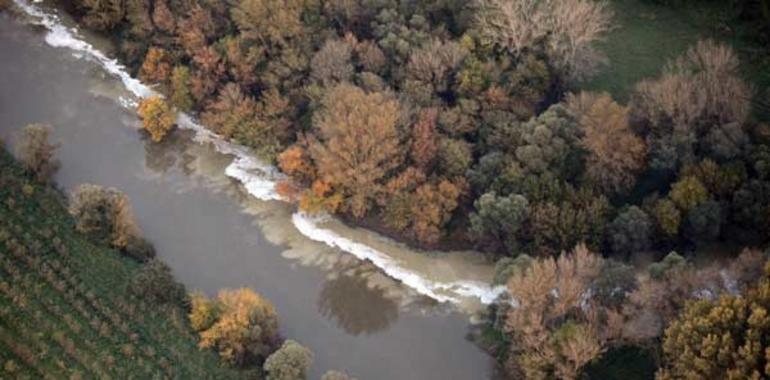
[0,5,501,380]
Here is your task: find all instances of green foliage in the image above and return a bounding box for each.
[127,259,186,306]
[653,199,681,237]
[608,206,652,256]
[263,340,313,380]
[170,66,194,112]
[470,192,529,255]
[668,176,709,212]
[648,251,686,280]
[0,148,247,379]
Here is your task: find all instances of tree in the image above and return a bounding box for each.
[139,47,172,85]
[470,192,529,255]
[170,66,194,112]
[475,0,613,82]
[408,179,463,244]
[192,288,279,367]
[232,0,305,47]
[608,206,652,256]
[657,262,770,380]
[509,105,581,177]
[311,39,354,86]
[568,93,646,193]
[137,96,176,142]
[668,176,709,212]
[278,145,315,184]
[15,123,59,183]
[653,198,681,237]
[409,108,439,172]
[633,40,751,169]
[684,200,722,242]
[68,184,140,249]
[404,39,468,103]
[307,84,402,218]
[263,340,313,380]
[635,40,751,129]
[202,84,290,158]
[505,245,622,379]
[437,138,472,178]
[79,0,125,30]
[128,258,185,305]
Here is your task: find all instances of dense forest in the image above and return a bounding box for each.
[6,0,770,378]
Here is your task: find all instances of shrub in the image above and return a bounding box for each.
[128,259,185,306]
[123,235,156,262]
[15,123,60,183]
[263,340,314,380]
[68,184,140,249]
[192,288,279,367]
[137,96,176,142]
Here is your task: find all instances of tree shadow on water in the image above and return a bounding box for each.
[317,273,399,336]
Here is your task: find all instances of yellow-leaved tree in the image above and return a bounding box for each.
[137,96,176,142]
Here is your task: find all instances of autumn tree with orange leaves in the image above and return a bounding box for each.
[305,84,403,218]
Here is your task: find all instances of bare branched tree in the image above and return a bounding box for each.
[475,0,613,82]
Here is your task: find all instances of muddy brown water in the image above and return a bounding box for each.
[0,12,498,380]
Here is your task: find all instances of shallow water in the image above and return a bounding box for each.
[0,11,498,380]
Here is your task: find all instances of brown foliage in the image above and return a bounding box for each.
[151,0,175,33]
[311,39,354,85]
[278,145,315,183]
[139,47,172,85]
[307,84,403,218]
[634,40,751,129]
[15,123,60,183]
[232,0,305,47]
[409,109,439,172]
[475,0,613,81]
[568,92,647,193]
[68,184,140,249]
[505,245,620,379]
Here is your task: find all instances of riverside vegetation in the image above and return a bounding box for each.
[0,124,354,379]
[7,0,770,378]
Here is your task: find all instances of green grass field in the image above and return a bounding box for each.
[584,0,757,99]
[0,149,249,379]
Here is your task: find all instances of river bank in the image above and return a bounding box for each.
[0,6,501,379]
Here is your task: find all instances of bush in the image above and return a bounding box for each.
[123,235,156,262]
[263,340,314,380]
[128,259,186,306]
[137,96,176,142]
[191,288,279,367]
[15,124,59,183]
[68,184,141,250]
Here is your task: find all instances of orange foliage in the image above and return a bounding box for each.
[137,96,176,142]
[410,109,439,172]
[139,47,172,85]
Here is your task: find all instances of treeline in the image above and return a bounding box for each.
[66,0,769,261]
[2,125,355,380]
[487,243,770,379]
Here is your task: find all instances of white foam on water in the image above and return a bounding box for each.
[14,0,506,306]
[292,213,507,304]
